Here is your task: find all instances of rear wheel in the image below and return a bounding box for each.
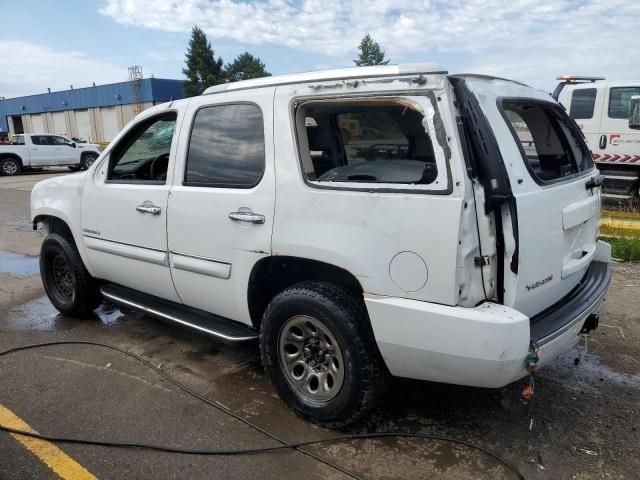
[260,281,388,428]
[0,157,21,176]
[40,233,102,316]
[80,154,98,170]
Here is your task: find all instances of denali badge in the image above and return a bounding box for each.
[526,274,553,291]
[82,228,100,236]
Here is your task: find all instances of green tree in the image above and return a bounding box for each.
[224,52,271,82]
[354,34,390,66]
[182,26,224,96]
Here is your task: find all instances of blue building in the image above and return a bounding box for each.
[0,78,183,142]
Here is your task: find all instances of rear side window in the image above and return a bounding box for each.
[12,135,25,145]
[502,101,593,183]
[608,87,640,119]
[31,135,51,146]
[297,101,438,185]
[569,88,597,119]
[185,104,265,188]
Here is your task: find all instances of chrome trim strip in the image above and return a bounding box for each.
[84,236,166,266]
[535,285,608,346]
[101,289,257,342]
[170,252,231,279]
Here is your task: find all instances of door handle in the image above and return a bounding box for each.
[136,204,161,215]
[598,135,607,150]
[228,211,265,224]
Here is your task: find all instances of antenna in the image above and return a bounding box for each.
[128,66,144,114]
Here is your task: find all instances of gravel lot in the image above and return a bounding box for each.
[0,169,638,479]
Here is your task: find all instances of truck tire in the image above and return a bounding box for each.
[81,154,98,170]
[260,281,389,428]
[40,233,102,316]
[0,157,21,176]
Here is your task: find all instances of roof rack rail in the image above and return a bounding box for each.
[203,63,447,96]
[552,75,605,99]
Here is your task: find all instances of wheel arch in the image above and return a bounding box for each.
[247,256,364,328]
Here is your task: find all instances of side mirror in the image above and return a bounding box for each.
[630,96,640,130]
[71,142,76,148]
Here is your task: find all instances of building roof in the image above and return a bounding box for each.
[0,78,184,132]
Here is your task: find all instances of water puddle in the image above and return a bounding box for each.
[0,250,39,276]
[4,296,125,331]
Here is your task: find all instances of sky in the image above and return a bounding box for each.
[0,0,639,99]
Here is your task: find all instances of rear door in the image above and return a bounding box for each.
[166,88,275,325]
[462,77,601,317]
[28,135,58,166]
[564,84,605,155]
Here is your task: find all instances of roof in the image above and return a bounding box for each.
[203,63,447,95]
[0,78,184,132]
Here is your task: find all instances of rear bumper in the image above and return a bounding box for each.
[365,246,611,388]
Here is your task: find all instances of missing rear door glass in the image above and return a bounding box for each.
[296,100,438,185]
[502,100,593,183]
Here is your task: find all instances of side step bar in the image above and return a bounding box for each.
[100,284,258,342]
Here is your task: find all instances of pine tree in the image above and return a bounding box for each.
[182,26,224,97]
[354,34,390,66]
[224,52,271,83]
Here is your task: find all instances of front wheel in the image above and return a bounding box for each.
[80,154,98,170]
[40,233,102,316]
[0,157,21,176]
[260,281,389,428]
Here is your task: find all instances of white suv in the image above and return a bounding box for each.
[31,64,611,427]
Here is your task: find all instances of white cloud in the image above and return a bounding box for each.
[99,0,640,89]
[0,40,128,98]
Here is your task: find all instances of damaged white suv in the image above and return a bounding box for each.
[31,64,611,427]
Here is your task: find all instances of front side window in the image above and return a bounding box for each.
[569,88,597,119]
[503,100,593,183]
[185,104,265,188]
[297,100,438,185]
[52,136,73,146]
[608,87,640,119]
[108,113,176,182]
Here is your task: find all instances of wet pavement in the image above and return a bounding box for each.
[0,170,638,480]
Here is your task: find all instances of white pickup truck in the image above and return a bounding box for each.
[31,64,611,427]
[0,133,102,176]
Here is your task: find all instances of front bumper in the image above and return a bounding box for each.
[365,254,611,389]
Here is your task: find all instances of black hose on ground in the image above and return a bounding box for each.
[0,341,526,480]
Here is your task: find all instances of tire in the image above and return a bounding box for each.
[80,154,98,170]
[40,233,102,316]
[260,281,389,428]
[0,157,21,176]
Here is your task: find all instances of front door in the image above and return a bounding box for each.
[597,84,640,162]
[167,88,275,325]
[81,109,185,301]
[51,135,77,164]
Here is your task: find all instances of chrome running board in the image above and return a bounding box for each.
[100,284,258,342]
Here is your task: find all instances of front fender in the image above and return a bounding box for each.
[31,172,95,275]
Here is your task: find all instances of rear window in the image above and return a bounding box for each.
[502,100,593,183]
[608,87,640,119]
[296,101,438,185]
[569,88,597,119]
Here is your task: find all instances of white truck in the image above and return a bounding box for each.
[554,76,640,200]
[31,64,611,427]
[0,133,102,176]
